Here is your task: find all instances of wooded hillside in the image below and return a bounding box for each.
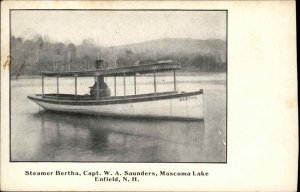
[11,36,226,77]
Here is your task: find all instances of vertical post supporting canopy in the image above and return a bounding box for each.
[41,75,44,98]
[154,71,156,93]
[114,76,117,96]
[123,73,126,96]
[56,76,59,98]
[134,74,137,95]
[75,75,77,99]
[173,70,176,91]
[96,76,100,99]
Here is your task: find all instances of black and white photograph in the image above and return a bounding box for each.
[1,1,298,191]
[10,10,227,162]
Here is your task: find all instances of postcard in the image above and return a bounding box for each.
[0,1,297,191]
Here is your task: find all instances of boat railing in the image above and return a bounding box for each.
[37,91,178,101]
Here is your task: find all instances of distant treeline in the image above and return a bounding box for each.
[11,35,226,76]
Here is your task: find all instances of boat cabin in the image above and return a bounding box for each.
[29,59,204,120]
[38,59,181,101]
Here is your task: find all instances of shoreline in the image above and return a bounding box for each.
[11,71,226,80]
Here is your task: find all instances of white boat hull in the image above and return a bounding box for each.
[29,92,204,120]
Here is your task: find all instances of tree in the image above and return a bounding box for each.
[67,43,76,70]
[34,36,44,72]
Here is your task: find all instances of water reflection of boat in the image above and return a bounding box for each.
[28,60,204,120]
[33,111,205,162]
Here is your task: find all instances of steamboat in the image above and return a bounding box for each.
[28,60,204,120]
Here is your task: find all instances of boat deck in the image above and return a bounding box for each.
[28,90,203,105]
[35,91,177,101]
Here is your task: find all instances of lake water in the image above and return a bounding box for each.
[11,74,226,162]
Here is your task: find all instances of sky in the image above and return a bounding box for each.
[11,10,226,46]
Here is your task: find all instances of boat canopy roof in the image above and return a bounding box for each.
[39,60,180,77]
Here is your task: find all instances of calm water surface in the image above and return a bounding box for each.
[11,74,226,162]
